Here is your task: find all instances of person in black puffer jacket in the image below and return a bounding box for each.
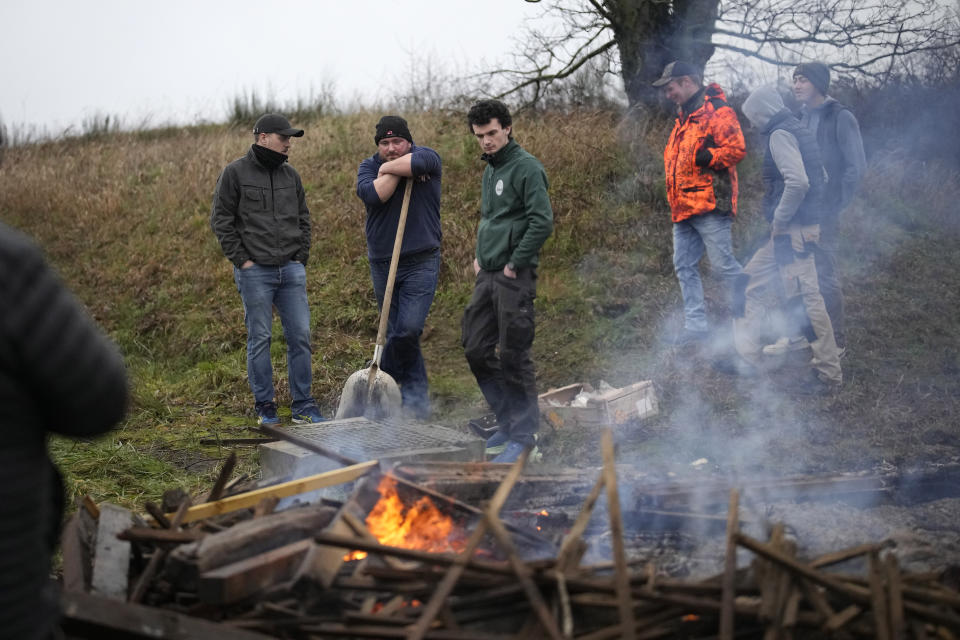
[0,221,128,640]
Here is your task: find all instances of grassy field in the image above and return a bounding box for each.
[1,107,958,510]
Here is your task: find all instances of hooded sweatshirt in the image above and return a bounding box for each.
[742,86,825,230]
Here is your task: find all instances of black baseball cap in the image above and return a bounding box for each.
[652,61,700,87]
[253,113,304,137]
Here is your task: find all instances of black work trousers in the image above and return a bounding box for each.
[461,268,539,447]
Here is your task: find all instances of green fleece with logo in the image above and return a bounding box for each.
[476,140,553,271]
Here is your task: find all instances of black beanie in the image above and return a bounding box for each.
[374,116,413,145]
[794,62,830,97]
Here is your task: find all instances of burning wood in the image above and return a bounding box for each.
[58,428,960,639]
[364,475,468,554]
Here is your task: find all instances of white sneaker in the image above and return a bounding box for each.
[762,336,808,356]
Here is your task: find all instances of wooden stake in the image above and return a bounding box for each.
[206,451,238,503]
[810,542,883,569]
[869,551,891,640]
[601,428,635,640]
[735,533,871,603]
[557,473,604,572]
[129,497,191,603]
[482,508,563,640]
[885,553,905,639]
[720,488,739,640]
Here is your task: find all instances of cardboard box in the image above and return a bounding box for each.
[538,380,658,429]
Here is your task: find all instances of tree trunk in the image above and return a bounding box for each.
[605,0,720,108]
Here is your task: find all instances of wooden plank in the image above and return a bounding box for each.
[61,590,275,639]
[407,448,530,640]
[311,511,359,588]
[118,527,203,544]
[91,503,132,601]
[198,538,314,604]
[602,428,636,640]
[170,503,337,576]
[166,460,377,524]
[61,512,88,592]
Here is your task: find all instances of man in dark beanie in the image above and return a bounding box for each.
[356,115,442,419]
[760,62,866,357]
[211,113,327,426]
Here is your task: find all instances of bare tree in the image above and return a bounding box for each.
[490,0,960,108]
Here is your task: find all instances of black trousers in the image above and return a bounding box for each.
[461,268,539,446]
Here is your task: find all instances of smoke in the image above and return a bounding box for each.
[558,75,960,564]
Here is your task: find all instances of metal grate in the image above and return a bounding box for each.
[285,417,477,460]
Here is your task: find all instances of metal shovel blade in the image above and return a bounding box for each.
[335,366,402,420]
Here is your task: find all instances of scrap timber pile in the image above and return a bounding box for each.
[60,429,960,639]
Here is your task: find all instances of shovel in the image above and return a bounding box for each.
[335,178,413,420]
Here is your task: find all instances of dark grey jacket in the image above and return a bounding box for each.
[211,146,311,267]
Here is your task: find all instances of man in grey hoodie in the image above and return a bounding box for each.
[736,86,843,393]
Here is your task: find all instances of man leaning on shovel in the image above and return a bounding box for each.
[355,116,442,420]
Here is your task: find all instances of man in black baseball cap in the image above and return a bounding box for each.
[651,60,701,87]
[253,113,305,137]
[653,59,748,347]
[211,113,327,426]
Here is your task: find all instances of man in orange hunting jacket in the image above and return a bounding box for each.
[656,61,748,345]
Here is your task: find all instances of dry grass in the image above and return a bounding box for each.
[1,108,958,508]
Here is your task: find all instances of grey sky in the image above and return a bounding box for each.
[1,0,545,136]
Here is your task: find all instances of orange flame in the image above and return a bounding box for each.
[344,475,466,560]
[366,475,466,553]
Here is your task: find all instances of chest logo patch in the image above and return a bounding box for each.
[495,179,504,196]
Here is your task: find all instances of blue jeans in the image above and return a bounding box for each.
[369,248,440,418]
[672,212,744,332]
[234,261,315,411]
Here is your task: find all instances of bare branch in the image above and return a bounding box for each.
[483,0,960,108]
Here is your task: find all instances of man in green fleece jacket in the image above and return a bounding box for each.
[462,99,553,464]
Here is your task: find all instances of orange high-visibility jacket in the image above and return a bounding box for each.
[663,84,746,223]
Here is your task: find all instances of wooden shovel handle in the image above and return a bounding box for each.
[372,178,413,365]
